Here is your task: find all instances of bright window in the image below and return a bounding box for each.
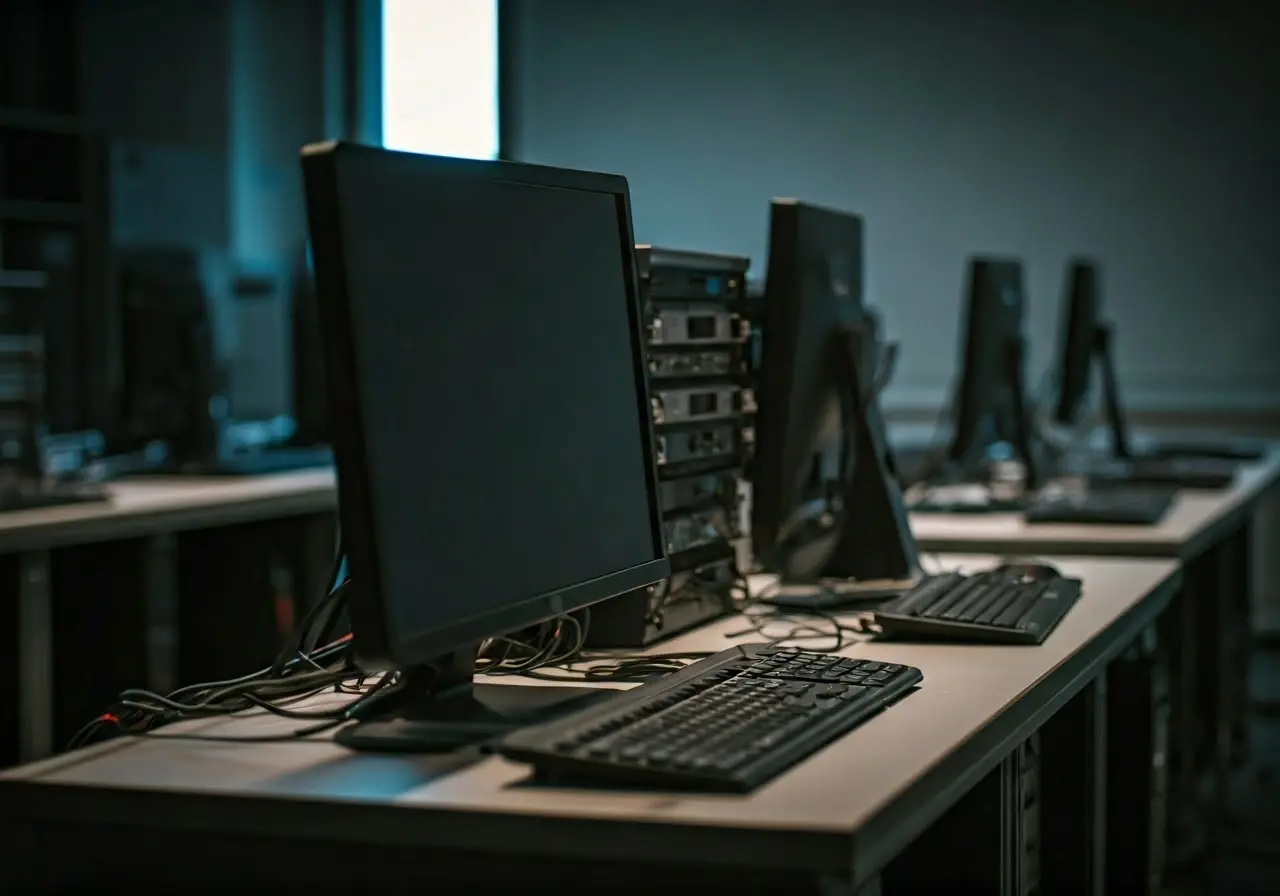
[381,0,499,159]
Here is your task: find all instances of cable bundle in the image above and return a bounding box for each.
[67,547,392,749]
[477,611,590,676]
[66,550,882,752]
[67,634,392,748]
[726,576,870,650]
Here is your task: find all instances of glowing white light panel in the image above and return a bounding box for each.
[382,0,499,159]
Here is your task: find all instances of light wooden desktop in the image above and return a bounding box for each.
[0,467,337,554]
[0,555,1180,892]
[910,448,1280,558]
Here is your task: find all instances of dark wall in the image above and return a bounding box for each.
[506,0,1280,414]
[78,0,362,420]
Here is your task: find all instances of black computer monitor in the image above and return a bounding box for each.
[1051,257,1137,459]
[752,199,917,595]
[301,141,670,751]
[1050,259,1262,464]
[945,257,1038,486]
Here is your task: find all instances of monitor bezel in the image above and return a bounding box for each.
[300,140,670,671]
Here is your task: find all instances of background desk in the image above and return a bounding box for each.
[0,556,1180,895]
[909,450,1280,559]
[0,469,336,554]
[910,450,1280,877]
[1,469,338,764]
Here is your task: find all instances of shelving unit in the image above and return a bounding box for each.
[0,0,106,436]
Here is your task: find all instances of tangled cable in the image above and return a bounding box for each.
[66,542,393,749]
[477,611,590,676]
[724,575,873,651]
[66,540,900,752]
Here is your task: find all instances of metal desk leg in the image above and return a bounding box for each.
[1209,522,1249,866]
[1228,519,1254,765]
[16,550,53,762]
[1106,626,1170,895]
[1163,576,1204,871]
[883,742,1035,895]
[143,534,179,696]
[1040,676,1106,896]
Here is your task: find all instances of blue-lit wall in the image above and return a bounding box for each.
[505,0,1280,418]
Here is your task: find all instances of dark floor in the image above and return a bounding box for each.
[1204,642,1280,894]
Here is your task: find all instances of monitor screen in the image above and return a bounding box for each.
[303,146,666,666]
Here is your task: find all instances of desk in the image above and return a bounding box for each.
[0,468,336,554]
[0,556,1179,895]
[910,450,1280,877]
[909,450,1280,559]
[2,469,337,762]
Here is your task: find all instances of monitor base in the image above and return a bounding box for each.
[819,325,921,582]
[1142,442,1264,463]
[336,654,609,754]
[763,575,920,611]
[0,481,110,513]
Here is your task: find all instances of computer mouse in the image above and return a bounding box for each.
[996,558,1062,582]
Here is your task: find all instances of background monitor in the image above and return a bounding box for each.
[301,142,668,749]
[752,199,865,579]
[289,248,328,447]
[1053,258,1101,427]
[945,257,1030,476]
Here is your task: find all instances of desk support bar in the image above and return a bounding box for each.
[1040,676,1107,896]
[143,534,179,696]
[17,550,53,761]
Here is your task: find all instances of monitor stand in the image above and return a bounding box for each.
[764,325,922,611]
[911,336,1039,515]
[336,645,610,753]
[1092,323,1133,461]
[1005,335,1042,491]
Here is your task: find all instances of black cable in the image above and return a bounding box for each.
[270,535,347,677]
[64,633,374,751]
[68,525,367,752]
[134,673,398,745]
[521,650,711,684]
[727,576,869,650]
[477,610,590,675]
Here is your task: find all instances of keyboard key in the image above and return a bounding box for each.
[992,583,1049,628]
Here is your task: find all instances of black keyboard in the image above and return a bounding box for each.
[497,644,922,792]
[1024,487,1176,525]
[873,567,1082,645]
[1087,457,1236,490]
